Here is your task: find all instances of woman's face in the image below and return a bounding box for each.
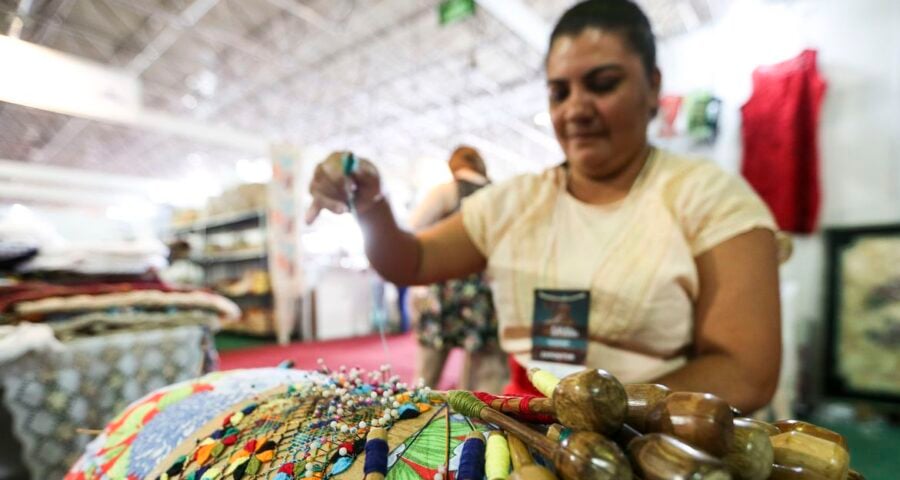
[546,29,660,180]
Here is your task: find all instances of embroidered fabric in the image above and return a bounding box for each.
[1,325,210,479]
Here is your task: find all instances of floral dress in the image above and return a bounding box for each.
[416,180,498,352]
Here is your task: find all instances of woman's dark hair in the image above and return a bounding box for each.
[549,0,657,76]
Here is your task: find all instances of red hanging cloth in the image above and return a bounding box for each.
[741,49,827,234]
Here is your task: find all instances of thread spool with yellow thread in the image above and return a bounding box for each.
[486,431,511,480]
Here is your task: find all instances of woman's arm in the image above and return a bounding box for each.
[357,201,486,285]
[654,228,782,413]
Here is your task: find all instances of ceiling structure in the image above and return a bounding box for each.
[0,0,729,203]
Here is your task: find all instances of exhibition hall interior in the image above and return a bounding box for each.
[0,0,898,478]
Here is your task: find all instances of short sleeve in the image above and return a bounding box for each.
[459,171,553,258]
[674,162,778,256]
[459,183,494,257]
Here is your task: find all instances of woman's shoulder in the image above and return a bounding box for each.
[652,149,731,183]
[650,149,777,254]
[460,165,561,256]
[472,166,561,205]
[493,166,560,190]
[649,149,748,200]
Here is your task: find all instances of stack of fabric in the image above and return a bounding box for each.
[0,280,239,479]
[0,208,167,283]
[15,239,169,283]
[0,281,238,340]
[0,210,242,479]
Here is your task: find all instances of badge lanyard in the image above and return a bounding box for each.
[529,149,657,370]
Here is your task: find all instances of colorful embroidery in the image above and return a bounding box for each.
[158,365,436,479]
[67,368,318,480]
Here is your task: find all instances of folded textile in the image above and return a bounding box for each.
[49,309,221,341]
[0,280,176,314]
[18,270,162,285]
[17,239,169,275]
[0,323,63,365]
[0,242,38,271]
[13,290,240,322]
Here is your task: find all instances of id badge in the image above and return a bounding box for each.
[531,289,590,372]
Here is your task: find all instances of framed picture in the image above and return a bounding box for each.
[824,224,900,402]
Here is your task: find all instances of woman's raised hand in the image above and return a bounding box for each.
[305,151,382,224]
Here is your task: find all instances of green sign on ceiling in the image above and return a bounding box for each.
[439,0,476,25]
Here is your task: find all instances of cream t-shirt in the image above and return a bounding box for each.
[460,148,777,383]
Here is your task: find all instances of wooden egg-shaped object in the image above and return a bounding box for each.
[847,469,866,480]
[767,463,810,479]
[770,431,850,480]
[628,433,731,480]
[624,384,672,432]
[773,420,848,451]
[554,431,632,480]
[644,392,734,457]
[747,419,780,437]
[772,466,863,480]
[509,465,559,480]
[553,369,627,436]
[722,418,773,480]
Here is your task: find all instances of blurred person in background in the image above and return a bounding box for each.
[407,146,508,392]
[160,239,203,288]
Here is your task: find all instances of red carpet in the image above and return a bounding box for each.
[218,332,464,390]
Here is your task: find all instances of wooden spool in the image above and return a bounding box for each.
[507,432,558,480]
[363,427,388,480]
